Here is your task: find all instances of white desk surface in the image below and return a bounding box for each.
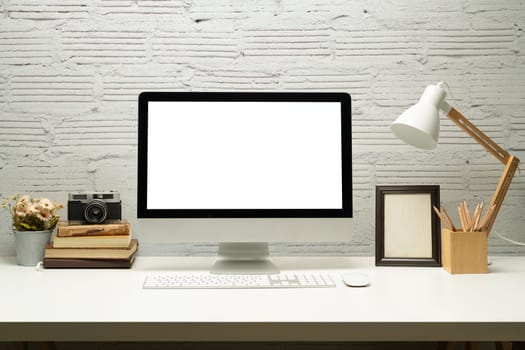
[1,256,524,342]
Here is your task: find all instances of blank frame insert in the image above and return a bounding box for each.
[384,193,432,258]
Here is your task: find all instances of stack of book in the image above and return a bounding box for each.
[43,221,138,268]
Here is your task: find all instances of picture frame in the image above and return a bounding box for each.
[375,185,441,267]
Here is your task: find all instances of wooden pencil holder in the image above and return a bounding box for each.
[441,228,488,274]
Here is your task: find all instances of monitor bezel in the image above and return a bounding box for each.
[137,92,352,218]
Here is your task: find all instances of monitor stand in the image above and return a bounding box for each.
[210,242,280,275]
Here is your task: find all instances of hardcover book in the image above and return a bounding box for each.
[44,239,138,259]
[43,252,137,269]
[51,230,132,248]
[57,221,130,237]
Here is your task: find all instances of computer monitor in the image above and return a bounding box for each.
[137,92,352,274]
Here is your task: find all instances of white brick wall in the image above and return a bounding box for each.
[1,0,524,256]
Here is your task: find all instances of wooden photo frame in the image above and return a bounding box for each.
[375,185,441,267]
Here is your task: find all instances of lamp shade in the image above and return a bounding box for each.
[391,84,448,150]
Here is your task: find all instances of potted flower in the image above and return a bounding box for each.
[1,194,63,266]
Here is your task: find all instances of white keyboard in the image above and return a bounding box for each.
[143,273,336,289]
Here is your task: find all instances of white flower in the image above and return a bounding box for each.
[37,210,52,221]
[27,203,39,215]
[15,210,27,217]
[39,198,55,211]
[15,199,29,213]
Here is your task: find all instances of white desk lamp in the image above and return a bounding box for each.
[390,82,520,235]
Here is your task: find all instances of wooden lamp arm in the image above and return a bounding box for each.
[447,108,510,164]
[447,107,520,235]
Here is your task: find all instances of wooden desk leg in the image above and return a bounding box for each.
[40,342,56,350]
[496,342,513,350]
[16,342,56,350]
[442,341,513,350]
[465,342,479,350]
[437,342,457,350]
[512,342,525,350]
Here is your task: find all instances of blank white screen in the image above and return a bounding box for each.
[147,101,342,210]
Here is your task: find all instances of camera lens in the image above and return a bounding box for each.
[84,200,108,224]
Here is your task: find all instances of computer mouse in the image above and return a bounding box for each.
[341,272,370,287]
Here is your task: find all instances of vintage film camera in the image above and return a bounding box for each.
[68,192,122,224]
